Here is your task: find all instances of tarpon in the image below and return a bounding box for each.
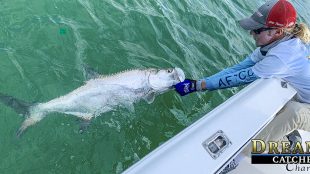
[0,67,185,136]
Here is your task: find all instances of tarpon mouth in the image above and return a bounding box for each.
[175,67,185,82]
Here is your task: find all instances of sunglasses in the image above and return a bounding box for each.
[251,28,274,35]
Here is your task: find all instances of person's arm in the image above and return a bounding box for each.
[196,56,257,90]
[208,56,256,78]
[175,56,258,95]
[200,53,289,90]
[198,67,259,90]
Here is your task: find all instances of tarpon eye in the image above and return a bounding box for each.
[167,69,173,73]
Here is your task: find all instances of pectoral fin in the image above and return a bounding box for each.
[78,119,92,134]
[144,92,155,104]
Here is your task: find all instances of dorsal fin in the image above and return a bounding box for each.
[82,64,100,80]
[97,68,148,80]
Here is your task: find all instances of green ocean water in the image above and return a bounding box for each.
[0,0,310,173]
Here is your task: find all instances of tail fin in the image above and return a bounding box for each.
[16,113,43,137]
[0,93,32,116]
[0,93,41,137]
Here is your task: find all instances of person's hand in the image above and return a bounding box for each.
[174,79,197,96]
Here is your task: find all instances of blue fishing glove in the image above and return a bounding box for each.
[174,79,197,96]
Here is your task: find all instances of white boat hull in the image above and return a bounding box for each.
[123,78,297,174]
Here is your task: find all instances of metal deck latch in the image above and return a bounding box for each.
[202,130,231,159]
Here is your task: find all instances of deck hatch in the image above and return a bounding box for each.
[202,130,232,159]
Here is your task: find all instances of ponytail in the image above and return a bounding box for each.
[285,23,310,44]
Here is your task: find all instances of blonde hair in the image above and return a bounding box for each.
[284,23,310,44]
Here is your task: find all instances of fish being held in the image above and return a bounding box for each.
[0,67,185,136]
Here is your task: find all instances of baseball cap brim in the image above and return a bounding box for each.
[239,17,265,30]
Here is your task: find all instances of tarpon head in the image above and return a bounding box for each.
[143,67,185,104]
[148,67,185,93]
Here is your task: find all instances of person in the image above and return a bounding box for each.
[175,0,310,173]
